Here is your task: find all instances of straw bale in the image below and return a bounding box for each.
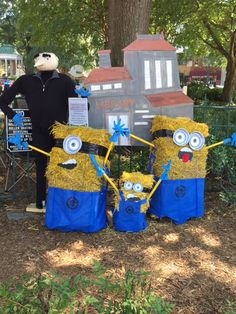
[151,115,209,179]
[46,123,111,191]
[114,171,154,213]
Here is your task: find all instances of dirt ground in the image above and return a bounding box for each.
[0,156,236,314]
[0,188,235,314]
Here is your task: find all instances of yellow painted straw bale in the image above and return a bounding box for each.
[151,115,209,179]
[114,171,154,213]
[46,122,111,191]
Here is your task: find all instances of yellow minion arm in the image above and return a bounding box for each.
[103,172,119,194]
[130,134,155,147]
[89,154,119,195]
[206,141,224,150]
[146,179,162,202]
[28,144,51,157]
[104,142,114,164]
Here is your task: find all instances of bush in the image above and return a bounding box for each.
[0,261,174,314]
[187,81,209,102]
[187,81,224,103]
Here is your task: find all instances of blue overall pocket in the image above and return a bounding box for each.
[45,187,107,232]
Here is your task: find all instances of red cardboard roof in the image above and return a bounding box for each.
[123,39,176,52]
[146,91,193,107]
[97,49,111,54]
[84,67,132,84]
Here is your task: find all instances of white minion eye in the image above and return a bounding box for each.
[63,135,82,154]
[124,181,133,191]
[189,132,205,150]
[173,128,190,146]
[133,183,143,193]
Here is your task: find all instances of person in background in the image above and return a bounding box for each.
[0,52,78,208]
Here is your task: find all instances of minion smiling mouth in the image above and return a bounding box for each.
[58,158,77,169]
[178,147,193,163]
[126,193,141,202]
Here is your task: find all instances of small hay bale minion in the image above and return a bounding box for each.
[44,122,111,232]
[148,115,235,224]
[113,171,154,232]
[90,154,171,232]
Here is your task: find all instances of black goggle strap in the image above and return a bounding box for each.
[54,139,108,158]
[33,53,51,59]
[152,129,174,140]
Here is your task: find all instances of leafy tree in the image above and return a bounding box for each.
[151,0,236,103]
[0,0,16,45]
[15,0,107,72]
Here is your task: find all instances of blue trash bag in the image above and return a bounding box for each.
[45,187,107,232]
[112,191,147,232]
[149,178,205,224]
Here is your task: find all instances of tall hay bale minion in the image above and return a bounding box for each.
[44,122,111,232]
[149,115,209,224]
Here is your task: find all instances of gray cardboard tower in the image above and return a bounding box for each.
[84,34,193,145]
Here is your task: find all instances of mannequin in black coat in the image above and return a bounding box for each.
[0,52,78,208]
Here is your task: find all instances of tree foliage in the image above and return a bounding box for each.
[0,0,16,44]
[151,0,236,102]
[15,0,107,71]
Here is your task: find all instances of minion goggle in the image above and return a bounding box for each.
[54,135,108,157]
[153,128,205,151]
[122,181,150,193]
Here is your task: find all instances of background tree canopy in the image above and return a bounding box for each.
[0,0,235,102]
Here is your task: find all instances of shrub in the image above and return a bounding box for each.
[187,81,209,102]
[0,261,174,314]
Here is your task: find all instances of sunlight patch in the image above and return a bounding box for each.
[163,233,180,243]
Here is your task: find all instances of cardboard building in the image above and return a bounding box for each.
[84,34,193,145]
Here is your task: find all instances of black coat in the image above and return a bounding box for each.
[0,71,77,129]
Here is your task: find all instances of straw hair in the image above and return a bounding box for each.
[151,115,209,179]
[114,171,154,213]
[46,123,111,191]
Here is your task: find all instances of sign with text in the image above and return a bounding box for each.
[68,97,88,126]
[6,109,32,152]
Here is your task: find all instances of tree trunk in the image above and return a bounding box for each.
[108,0,151,66]
[221,57,236,103]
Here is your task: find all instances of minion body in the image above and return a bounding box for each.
[149,115,209,224]
[45,123,111,232]
[112,171,154,232]
[46,123,110,191]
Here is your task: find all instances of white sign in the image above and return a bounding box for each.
[68,97,88,126]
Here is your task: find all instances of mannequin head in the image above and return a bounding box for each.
[34,52,59,71]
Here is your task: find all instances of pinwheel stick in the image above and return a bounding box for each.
[104,142,114,164]
[28,145,51,157]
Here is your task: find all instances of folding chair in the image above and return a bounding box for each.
[4,151,36,194]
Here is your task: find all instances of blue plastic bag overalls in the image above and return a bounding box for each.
[45,186,107,232]
[112,191,147,232]
[149,178,205,224]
